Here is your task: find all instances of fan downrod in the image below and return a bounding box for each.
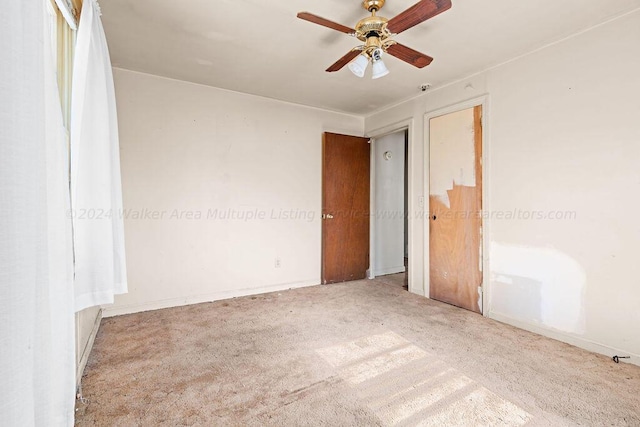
[362,0,385,13]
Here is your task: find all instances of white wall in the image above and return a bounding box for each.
[365,10,640,362]
[373,131,406,277]
[105,69,364,316]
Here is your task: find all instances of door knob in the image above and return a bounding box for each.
[431,215,437,220]
[323,214,334,220]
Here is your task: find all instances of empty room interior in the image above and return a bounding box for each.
[3,0,640,425]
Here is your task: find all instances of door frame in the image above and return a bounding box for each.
[366,118,418,293]
[424,95,490,315]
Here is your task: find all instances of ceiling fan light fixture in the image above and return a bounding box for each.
[348,53,369,78]
[371,58,389,79]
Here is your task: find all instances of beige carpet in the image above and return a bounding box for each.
[76,277,640,426]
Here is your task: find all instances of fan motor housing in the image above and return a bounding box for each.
[355,15,389,42]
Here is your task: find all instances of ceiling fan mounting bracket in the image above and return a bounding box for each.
[362,0,386,13]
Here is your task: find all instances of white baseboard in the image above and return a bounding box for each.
[102,279,320,317]
[76,308,102,387]
[490,311,640,367]
[374,265,406,277]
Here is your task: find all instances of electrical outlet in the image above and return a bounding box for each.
[275,257,281,268]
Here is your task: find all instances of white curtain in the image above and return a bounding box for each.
[71,0,128,312]
[0,1,76,425]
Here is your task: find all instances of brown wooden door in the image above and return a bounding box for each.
[429,106,483,313]
[322,132,370,284]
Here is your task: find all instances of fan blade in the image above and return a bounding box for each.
[386,43,433,68]
[326,50,361,72]
[297,12,355,34]
[386,0,452,34]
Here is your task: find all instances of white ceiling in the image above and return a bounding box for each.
[100,0,640,115]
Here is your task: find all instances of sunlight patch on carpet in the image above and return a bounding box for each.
[316,331,410,367]
[316,331,532,426]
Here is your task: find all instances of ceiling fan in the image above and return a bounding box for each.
[298,0,452,79]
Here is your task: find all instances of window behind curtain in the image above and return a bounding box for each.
[48,0,80,133]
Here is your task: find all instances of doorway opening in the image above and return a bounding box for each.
[370,129,409,290]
